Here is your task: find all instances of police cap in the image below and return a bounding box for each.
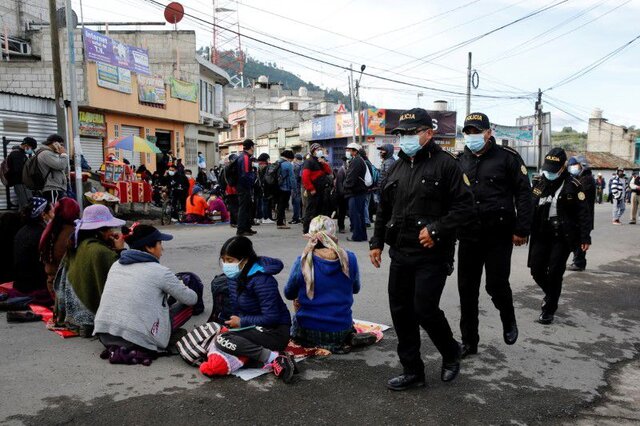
[392,108,433,134]
[542,147,567,173]
[463,112,491,133]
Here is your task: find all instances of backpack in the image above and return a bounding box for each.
[264,160,284,188]
[208,273,232,324]
[0,158,9,186]
[369,162,380,186]
[175,272,205,316]
[176,322,223,366]
[224,158,239,187]
[363,161,373,187]
[22,149,50,191]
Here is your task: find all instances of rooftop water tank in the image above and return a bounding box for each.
[432,100,448,111]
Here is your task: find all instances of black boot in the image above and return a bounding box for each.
[386,373,426,391]
[503,322,518,345]
[441,344,462,382]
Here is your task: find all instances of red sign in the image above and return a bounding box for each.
[164,2,184,24]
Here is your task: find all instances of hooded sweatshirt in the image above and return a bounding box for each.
[284,251,359,332]
[378,143,396,184]
[227,256,291,328]
[93,249,197,351]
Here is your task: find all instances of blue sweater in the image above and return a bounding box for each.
[227,257,291,328]
[284,251,360,332]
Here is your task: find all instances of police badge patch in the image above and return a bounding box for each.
[521,165,527,175]
[463,174,471,186]
[578,192,586,201]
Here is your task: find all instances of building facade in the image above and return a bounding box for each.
[587,111,637,164]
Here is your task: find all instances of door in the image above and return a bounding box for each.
[80,137,104,171]
[119,125,142,168]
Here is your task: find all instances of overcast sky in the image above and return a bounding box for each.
[72,0,639,131]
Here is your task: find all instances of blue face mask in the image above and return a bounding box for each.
[464,133,486,153]
[568,165,581,176]
[345,151,353,160]
[399,135,422,157]
[25,149,34,155]
[542,170,560,181]
[222,261,242,279]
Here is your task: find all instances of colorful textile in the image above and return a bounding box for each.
[300,215,349,300]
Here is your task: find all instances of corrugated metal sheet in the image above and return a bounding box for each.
[81,137,104,171]
[1,106,58,210]
[119,125,142,168]
[0,92,56,116]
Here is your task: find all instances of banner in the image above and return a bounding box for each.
[138,75,166,104]
[312,115,335,140]
[79,111,106,137]
[491,124,534,143]
[169,77,198,102]
[335,113,354,138]
[366,108,386,136]
[96,62,132,94]
[83,28,150,75]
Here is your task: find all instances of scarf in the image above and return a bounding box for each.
[301,215,349,300]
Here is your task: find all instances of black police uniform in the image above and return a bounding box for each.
[371,141,474,379]
[529,172,591,318]
[457,137,533,349]
[570,168,596,269]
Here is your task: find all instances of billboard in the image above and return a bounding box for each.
[492,124,534,143]
[138,75,166,105]
[366,108,386,136]
[96,62,132,94]
[83,28,150,75]
[385,109,457,138]
[169,77,198,103]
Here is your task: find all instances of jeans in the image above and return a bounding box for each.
[276,190,291,226]
[292,189,302,221]
[388,253,459,375]
[613,199,625,220]
[336,196,348,231]
[363,194,371,225]
[347,193,368,241]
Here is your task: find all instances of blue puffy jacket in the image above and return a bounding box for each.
[227,257,291,328]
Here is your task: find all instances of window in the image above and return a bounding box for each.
[207,84,214,113]
[114,124,119,137]
[199,80,205,111]
[289,102,299,111]
[239,123,245,139]
[185,137,198,166]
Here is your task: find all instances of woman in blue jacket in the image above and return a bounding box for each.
[209,236,296,383]
[284,215,376,353]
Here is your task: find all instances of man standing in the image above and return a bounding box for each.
[343,142,368,242]
[567,157,596,271]
[6,137,37,209]
[236,139,257,236]
[628,172,640,224]
[457,113,533,358]
[529,148,591,324]
[595,173,605,204]
[334,157,348,234]
[369,108,474,391]
[197,151,207,170]
[610,168,626,225]
[377,143,396,184]
[289,153,304,225]
[221,154,239,228]
[276,150,296,230]
[38,134,69,204]
[161,165,189,220]
[302,143,332,234]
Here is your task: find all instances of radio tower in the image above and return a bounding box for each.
[212,0,245,87]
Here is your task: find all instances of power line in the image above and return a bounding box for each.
[141,0,535,100]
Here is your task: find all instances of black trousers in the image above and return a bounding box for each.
[215,324,290,365]
[276,190,291,226]
[388,252,459,375]
[303,191,323,234]
[237,190,253,233]
[226,194,238,225]
[458,233,516,347]
[336,196,348,231]
[571,248,587,269]
[529,231,572,315]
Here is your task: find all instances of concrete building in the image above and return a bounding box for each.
[587,109,637,164]
[255,126,302,160]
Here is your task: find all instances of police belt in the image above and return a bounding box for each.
[545,216,563,230]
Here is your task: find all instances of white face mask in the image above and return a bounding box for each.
[315,150,324,158]
[568,165,581,176]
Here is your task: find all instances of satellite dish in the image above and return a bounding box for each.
[164,2,185,24]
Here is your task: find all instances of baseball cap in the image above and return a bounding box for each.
[346,142,362,150]
[22,137,37,149]
[463,113,491,133]
[392,108,433,134]
[542,147,567,173]
[125,224,173,250]
[281,150,294,160]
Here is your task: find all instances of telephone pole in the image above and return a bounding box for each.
[466,52,472,116]
[535,88,543,172]
[348,65,357,145]
[48,0,67,137]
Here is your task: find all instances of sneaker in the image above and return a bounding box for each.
[612,220,621,225]
[262,219,275,224]
[271,353,296,384]
[288,219,301,225]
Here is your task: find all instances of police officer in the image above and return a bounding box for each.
[529,148,591,325]
[369,108,474,391]
[457,113,533,358]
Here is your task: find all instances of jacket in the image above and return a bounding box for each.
[335,165,347,198]
[302,156,332,193]
[93,250,197,351]
[370,141,475,261]
[378,144,396,185]
[37,146,68,192]
[458,138,533,238]
[530,172,592,249]
[6,146,27,187]
[236,151,255,192]
[610,176,626,200]
[278,159,296,192]
[227,257,291,328]
[13,221,47,295]
[344,155,368,197]
[284,251,360,333]
[577,168,596,230]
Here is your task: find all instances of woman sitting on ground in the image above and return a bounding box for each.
[207,185,230,223]
[284,215,376,353]
[39,198,81,299]
[185,185,212,223]
[93,224,198,365]
[199,236,296,383]
[54,204,125,336]
[11,198,55,306]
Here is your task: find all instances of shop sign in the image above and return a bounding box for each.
[138,75,166,104]
[491,124,534,143]
[79,111,106,137]
[366,108,386,136]
[96,62,132,94]
[169,77,198,102]
[83,28,150,75]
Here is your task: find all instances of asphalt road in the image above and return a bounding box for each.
[1,203,639,425]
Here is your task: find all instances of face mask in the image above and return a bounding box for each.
[315,150,324,158]
[464,133,486,153]
[168,171,175,176]
[399,135,421,157]
[542,170,560,181]
[25,149,34,155]
[568,165,581,176]
[345,151,353,160]
[222,261,242,279]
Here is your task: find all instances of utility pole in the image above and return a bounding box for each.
[535,88,543,173]
[48,0,67,137]
[348,65,357,145]
[64,0,84,208]
[466,51,472,116]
